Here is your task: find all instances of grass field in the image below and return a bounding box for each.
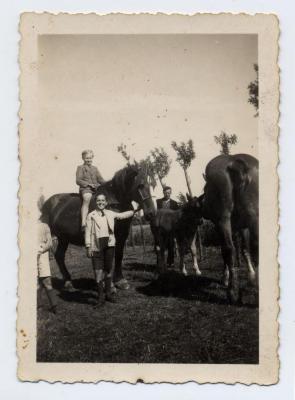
[37,243,258,364]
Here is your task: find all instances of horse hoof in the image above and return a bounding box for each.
[248,273,256,287]
[222,278,229,288]
[115,279,130,290]
[63,280,76,292]
[110,283,117,294]
[195,270,202,276]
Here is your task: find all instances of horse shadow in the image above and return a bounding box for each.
[137,271,258,308]
[124,261,156,274]
[52,277,98,305]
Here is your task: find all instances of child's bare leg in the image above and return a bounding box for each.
[40,276,57,313]
[81,192,92,227]
[104,247,116,303]
[92,254,105,306]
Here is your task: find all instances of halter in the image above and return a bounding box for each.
[137,186,152,203]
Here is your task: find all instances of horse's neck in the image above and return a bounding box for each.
[99,179,131,211]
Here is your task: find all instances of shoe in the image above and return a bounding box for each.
[105,277,118,303]
[64,280,76,292]
[95,281,105,307]
[46,288,58,312]
[50,305,57,314]
[105,293,117,303]
[114,278,130,290]
[110,282,117,294]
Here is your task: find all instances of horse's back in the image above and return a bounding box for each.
[203,154,258,224]
[41,193,83,243]
[155,209,180,232]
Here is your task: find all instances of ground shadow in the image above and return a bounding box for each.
[124,261,156,274]
[51,277,97,305]
[137,271,258,308]
[58,290,97,305]
[52,277,96,291]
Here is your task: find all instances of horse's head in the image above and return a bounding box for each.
[183,193,203,223]
[130,165,156,221]
[113,164,156,220]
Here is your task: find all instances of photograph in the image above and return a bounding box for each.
[18,13,279,384]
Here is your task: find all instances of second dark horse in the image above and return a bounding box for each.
[200,153,259,304]
[41,165,156,290]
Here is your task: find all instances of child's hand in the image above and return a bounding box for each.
[131,201,140,212]
[87,248,93,258]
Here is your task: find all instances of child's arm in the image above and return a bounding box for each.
[85,215,93,257]
[39,226,52,253]
[76,166,91,188]
[114,210,135,220]
[95,167,106,185]
[85,215,92,248]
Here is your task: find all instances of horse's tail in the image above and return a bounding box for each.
[37,194,46,211]
[227,158,251,195]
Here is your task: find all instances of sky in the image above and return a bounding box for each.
[38,34,258,200]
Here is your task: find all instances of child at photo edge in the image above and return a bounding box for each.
[76,149,105,230]
[37,220,57,313]
[85,194,138,306]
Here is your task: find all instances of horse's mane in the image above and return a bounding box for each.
[96,164,139,206]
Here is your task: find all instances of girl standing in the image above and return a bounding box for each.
[37,220,57,313]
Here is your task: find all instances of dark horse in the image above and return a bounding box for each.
[40,165,156,290]
[199,153,258,304]
[151,195,203,276]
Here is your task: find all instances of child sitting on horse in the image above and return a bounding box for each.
[85,194,138,306]
[76,149,105,230]
[37,220,57,313]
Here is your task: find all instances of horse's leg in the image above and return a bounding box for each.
[241,229,256,286]
[190,231,201,276]
[166,233,175,267]
[221,228,241,289]
[178,238,187,276]
[55,239,74,290]
[220,244,230,287]
[158,234,167,274]
[150,223,161,276]
[196,226,203,261]
[114,220,130,290]
[233,231,241,268]
[218,217,239,304]
[249,220,259,269]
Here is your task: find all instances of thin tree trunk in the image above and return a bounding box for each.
[184,168,193,196]
[158,174,165,189]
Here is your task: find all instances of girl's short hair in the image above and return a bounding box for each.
[82,149,94,159]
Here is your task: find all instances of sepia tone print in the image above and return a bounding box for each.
[18,13,279,384]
